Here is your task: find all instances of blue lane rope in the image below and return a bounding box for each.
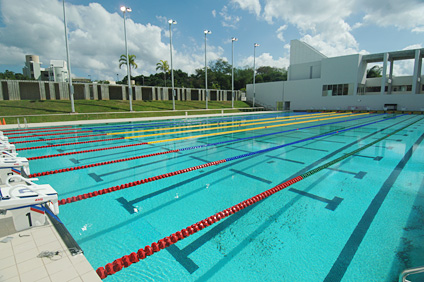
[179,113,386,152]
[223,114,409,162]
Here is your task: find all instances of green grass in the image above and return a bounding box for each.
[0,100,253,124]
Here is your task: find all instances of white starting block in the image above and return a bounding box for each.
[0,141,16,156]
[0,175,59,231]
[0,153,30,185]
[0,132,8,142]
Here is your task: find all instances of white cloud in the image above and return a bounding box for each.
[230,0,261,17]
[276,25,288,42]
[0,0,220,80]
[239,53,289,69]
[360,0,424,30]
[212,10,217,17]
[219,5,241,28]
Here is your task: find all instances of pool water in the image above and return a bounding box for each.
[7,112,424,281]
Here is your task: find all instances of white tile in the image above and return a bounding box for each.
[49,268,79,282]
[12,239,37,255]
[68,277,83,282]
[19,266,49,282]
[73,260,95,276]
[0,265,19,282]
[10,234,33,247]
[81,270,103,282]
[0,241,13,260]
[0,256,15,271]
[45,257,74,275]
[14,247,39,264]
[17,257,44,275]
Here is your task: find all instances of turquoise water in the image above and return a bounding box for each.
[7,112,424,281]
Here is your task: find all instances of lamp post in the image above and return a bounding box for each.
[231,37,238,108]
[121,5,133,112]
[253,43,260,107]
[169,19,177,111]
[62,0,75,113]
[204,30,211,109]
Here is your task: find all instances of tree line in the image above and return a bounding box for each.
[119,57,288,91]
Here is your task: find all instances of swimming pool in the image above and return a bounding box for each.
[5,112,424,281]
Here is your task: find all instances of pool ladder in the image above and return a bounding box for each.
[399,266,424,282]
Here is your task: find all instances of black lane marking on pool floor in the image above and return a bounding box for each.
[288,188,343,211]
[265,155,305,164]
[292,145,329,152]
[324,132,424,282]
[229,169,272,184]
[325,167,367,179]
[374,145,393,150]
[347,154,383,161]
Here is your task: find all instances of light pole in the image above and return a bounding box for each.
[62,0,75,113]
[204,30,211,109]
[253,43,260,107]
[169,19,177,111]
[231,37,238,108]
[121,5,133,112]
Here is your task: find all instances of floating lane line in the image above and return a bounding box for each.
[58,112,391,206]
[126,112,360,140]
[107,112,337,136]
[142,113,369,144]
[26,113,373,161]
[8,129,96,139]
[11,113,336,144]
[94,114,421,280]
[16,113,354,151]
[28,113,382,177]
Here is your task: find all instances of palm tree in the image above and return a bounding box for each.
[156,60,170,86]
[366,65,382,78]
[119,54,138,82]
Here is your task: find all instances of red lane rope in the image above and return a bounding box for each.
[3,127,83,135]
[12,133,107,144]
[16,137,125,151]
[2,126,74,133]
[57,159,227,206]
[95,175,304,279]
[8,130,94,139]
[29,149,180,178]
[26,142,149,160]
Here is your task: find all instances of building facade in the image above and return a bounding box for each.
[22,55,68,82]
[246,40,424,112]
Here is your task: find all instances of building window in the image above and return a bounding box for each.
[322,83,350,96]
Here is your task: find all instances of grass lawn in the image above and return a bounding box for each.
[0,100,254,124]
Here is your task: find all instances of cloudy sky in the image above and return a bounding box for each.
[1,0,424,81]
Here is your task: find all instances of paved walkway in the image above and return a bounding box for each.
[0,213,101,282]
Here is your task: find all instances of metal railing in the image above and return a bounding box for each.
[399,266,424,282]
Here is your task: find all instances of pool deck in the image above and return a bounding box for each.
[0,212,101,282]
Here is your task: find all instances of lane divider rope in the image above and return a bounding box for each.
[11,134,108,144]
[23,113,364,155]
[95,115,422,279]
[107,112,337,136]
[57,114,404,206]
[16,137,125,151]
[29,114,383,177]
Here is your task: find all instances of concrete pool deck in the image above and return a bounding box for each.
[0,212,101,282]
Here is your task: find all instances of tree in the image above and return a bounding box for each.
[119,54,138,82]
[156,60,170,86]
[366,65,382,78]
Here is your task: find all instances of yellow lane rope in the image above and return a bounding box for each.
[125,113,369,144]
[125,112,352,139]
[108,112,337,136]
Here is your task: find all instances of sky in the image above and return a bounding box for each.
[1,0,424,81]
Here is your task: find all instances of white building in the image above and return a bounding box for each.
[22,55,42,80]
[246,40,424,112]
[23,55,68,82]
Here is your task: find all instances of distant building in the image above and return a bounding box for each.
[23,55,68,82]
[247,40,424,111]
[22,55,42,80]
